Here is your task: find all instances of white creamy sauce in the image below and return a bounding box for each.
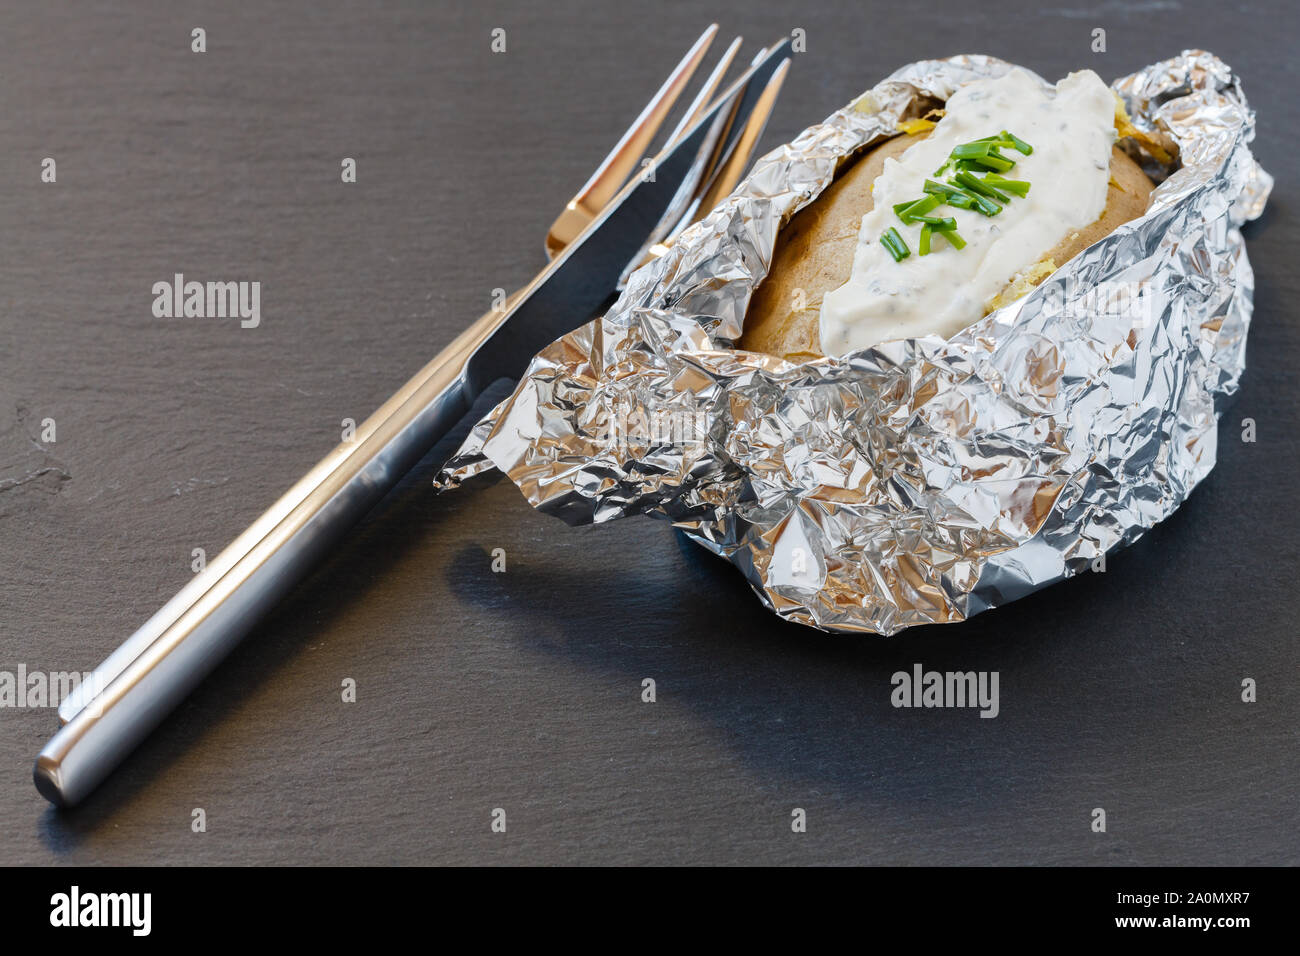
[819,69,1117,355]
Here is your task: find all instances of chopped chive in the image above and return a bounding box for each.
[967,157,1011,173]
[933,155,958,176]
[981,174,1031,197]
[954,171,1011,204]
[951,142,1016,171]
[946,178,1001,215]
[971,135,1016,148]
[908,195,942,219]
[911,214,958,230]
[923,179,978,210]
[923,179,962,199]
[887,131,1034,262]
[1000,130,1033,155]
[962,152,1015,173]
[934,224,967,250]
[893,195,941,222]
[942,191,978,210]
[932,130,1031,183]
[880,226,909,261]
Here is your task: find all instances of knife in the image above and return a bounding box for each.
[35,40,792,808]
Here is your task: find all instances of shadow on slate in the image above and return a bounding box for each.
[437,466,1236,816]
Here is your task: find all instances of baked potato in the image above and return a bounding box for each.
[740,105,1155,361]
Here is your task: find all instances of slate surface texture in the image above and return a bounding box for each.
[1,0,1295,864]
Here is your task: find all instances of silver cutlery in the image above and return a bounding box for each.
[36,27,792,807]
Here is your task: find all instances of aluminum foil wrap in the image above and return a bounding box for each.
[436,50,1271,635]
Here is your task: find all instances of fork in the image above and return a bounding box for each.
[38,27,791,807]
[452,28,783,366]
[538,26,785,286]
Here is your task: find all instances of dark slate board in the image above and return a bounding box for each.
[1,0,1296,865]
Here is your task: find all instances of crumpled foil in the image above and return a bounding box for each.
[435,50,1272,635]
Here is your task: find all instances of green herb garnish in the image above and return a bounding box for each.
[935,224,966,249]
[892,195,942,222]
[945,181,1002,216]
[924,179,972,203]
[980,174,1031,197]
[910,214,958,230]
[1000,130,1033,155]
[951,142,997,159]
[966,153,1015,173]
[893,131,1032,259]
[953,170,1011,204]
[880,226,910,261]
[949,142,1015,173]
[921,222,968,255]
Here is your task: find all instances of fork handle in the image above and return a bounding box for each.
[34,305,510,807]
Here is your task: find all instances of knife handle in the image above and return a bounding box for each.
[35,305,507,807]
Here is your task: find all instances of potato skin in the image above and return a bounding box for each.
[738,130,1154,360]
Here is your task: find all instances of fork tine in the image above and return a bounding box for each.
[611,76,749,289]
[655,45,771,232]
[576,24,718,209]
[687,57,789,227]
[614,45,791,287]
[662,35,743,149]
[626,55,789,280]
[545,24,718,257]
